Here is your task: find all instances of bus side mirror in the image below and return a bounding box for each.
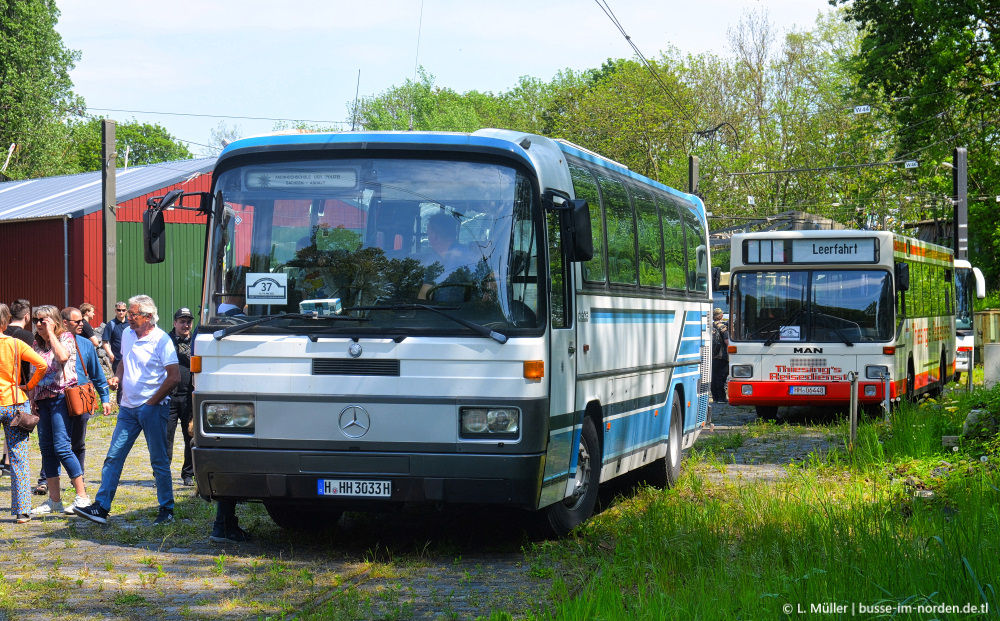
[564,199,594,263]
[143,209,166,264]
[895,262,910,292]
[974,267,986,299]
[712,266,722,291]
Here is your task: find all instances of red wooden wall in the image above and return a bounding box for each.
[0,172,213,324]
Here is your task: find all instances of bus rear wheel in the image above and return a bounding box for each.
[264,502,343,531]
[643,391,683,488]
[539,416,600,538]
[906,361,917,403]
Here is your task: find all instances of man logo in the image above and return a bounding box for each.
[793,347,823,354]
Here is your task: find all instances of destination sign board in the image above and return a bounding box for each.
[791,238,877,263]
[744,237,879,264]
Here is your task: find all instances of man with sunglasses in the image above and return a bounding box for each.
[75,295,179,526]
[101,302,128,406]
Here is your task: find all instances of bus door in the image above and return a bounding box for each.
[538,211,578,508]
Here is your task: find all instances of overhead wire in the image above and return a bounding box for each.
[592,0,696,128]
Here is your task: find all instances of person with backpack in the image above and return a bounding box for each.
[711,307,730,403]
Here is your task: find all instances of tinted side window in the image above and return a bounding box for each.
[570,164,606,283]
[660,195,687,290]
[679,199,708,293]
[547,211,567,329]
[631,185,663,288]
[599,175,637,286]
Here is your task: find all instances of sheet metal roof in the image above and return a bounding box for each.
[0,157,216,222]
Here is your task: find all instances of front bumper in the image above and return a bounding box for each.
[192,447,546,510]
[727,380,886,406]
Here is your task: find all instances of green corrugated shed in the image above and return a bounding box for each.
[117,222,206,319]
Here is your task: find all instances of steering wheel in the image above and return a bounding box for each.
[426,282,476,302]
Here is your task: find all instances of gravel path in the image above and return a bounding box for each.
[694,401,848,483]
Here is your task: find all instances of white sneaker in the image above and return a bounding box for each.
[29,499,64,516]
[64,496,91,515]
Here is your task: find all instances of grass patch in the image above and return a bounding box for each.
[536,386,1000,620]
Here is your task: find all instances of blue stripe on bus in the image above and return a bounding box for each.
[682,322,703,338]
[591,309,675,324]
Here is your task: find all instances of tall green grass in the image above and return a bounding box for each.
[539,397,1000,620]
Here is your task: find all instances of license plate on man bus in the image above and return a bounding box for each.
[318,479,391,497]
[789,386,825,395]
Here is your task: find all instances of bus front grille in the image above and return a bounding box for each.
[312,359,401,376]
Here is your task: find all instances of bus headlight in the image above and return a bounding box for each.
[460,407,519,439]
[865,365,889,380]
[204,403,255,433]
[731,365,753,378]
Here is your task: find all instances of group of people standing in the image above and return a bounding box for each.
[0,295,243,541]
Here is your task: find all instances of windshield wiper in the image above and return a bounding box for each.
[761,306,806,346]
[212,313,367,340]
[830,326,855,347]
[347,304,509,344]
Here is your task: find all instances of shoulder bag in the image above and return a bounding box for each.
[65,337,97,417]
[8,340,40,433]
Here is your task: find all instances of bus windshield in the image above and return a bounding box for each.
[732,269,894,343]
[205,157,541,335]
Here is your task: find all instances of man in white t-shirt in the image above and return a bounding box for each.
[75,295,180,526]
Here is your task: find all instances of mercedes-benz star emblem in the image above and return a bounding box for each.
[348,343,363,358]
[339,406,371,438]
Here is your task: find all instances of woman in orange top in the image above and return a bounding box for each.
[0,303,47,523]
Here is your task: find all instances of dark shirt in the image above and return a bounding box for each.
[4,325,34,383]
[73,335,110,403]
[712,319,730,361]
[80,321,96,341]
[169,328,195,394]
[102,317,129,360]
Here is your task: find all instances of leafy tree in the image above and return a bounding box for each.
[68,117,193,171]
[0,0,83,178]
[832,0,1000,283]
[352,68,484,132]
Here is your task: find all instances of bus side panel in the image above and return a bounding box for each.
[675,309,709,450]
[573,294,677,485]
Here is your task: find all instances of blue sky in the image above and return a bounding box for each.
[55,0,835,155]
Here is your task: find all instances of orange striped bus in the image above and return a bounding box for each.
[726,230,955,419]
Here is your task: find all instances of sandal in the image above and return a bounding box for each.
[16,514,30,524]
[33,483,47,496]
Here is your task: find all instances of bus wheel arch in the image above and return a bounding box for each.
[538,402,602,538]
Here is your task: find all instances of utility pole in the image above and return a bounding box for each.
[102,120,117,321]
[953,147,968,261]
[688,155,699,196]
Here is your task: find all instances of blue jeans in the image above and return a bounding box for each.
[36,396,84,481]
[94,402,173,513]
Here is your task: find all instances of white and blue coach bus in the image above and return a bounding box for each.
[144,129,712,536]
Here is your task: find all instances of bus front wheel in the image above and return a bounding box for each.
[264,502,343,531]
[540,416,601,538]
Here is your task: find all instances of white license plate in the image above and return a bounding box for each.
[317,479,391,497]
[790,386,825,395]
